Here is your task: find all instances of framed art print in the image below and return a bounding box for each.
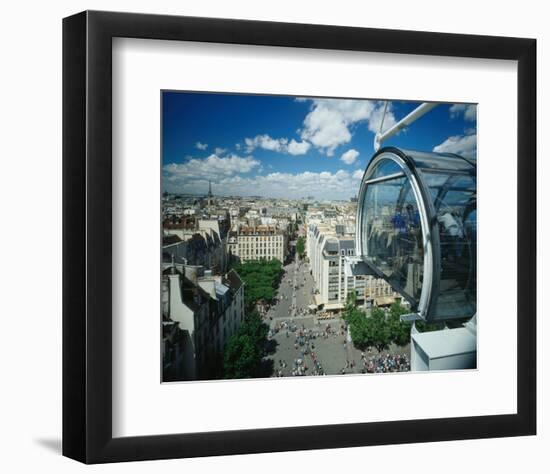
[63,11,536,463]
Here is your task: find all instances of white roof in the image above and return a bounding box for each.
[412,327,476,359]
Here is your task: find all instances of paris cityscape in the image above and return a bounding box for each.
[161,92,477,382]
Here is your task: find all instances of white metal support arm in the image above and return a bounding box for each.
[374,102,438,151]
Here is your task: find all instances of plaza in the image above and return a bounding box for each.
[262,253,411,377]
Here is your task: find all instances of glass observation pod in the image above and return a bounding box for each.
[356,147,477,323]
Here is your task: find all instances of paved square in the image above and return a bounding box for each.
[263,258,411,377]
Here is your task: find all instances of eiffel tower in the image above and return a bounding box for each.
[207,180,214,206]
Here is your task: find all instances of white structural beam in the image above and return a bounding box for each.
[374,102,438,151]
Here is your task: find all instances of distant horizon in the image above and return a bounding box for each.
[162,92,477,200]
[163,190,353,203]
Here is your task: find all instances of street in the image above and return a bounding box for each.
[262,252,411,377]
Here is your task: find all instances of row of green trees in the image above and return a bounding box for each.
[223,311,269,379]
[296,236,305,260]
[288,221,299,240]
[231,258,283,311]
[222,259,285,378]
[343,293,412,352]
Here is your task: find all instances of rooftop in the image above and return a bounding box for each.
[412,327,476,359]
[238,225,284,236]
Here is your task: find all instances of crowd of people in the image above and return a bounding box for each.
[271,321,329,377]
[268,321,343,341]
[269,318,410,377]
[361,352,410,373]
[266,252,411,378]
[274,355,325,377]
[263,259,314,321]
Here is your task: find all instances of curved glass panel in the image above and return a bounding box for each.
[367,158,403,180]
[361,170,424,306]
[357,149,476,322]
[422,170,477,319]
[403,149,474,172]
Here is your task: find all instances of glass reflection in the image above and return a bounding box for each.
[358,151,477,322]
[362,173,424,305]
[424,171,476,318]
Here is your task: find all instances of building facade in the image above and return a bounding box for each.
[307,222,399,312]
[162,265,245,381]
[308,223,363,311]
[163,218,228,274]
[227,225,287,263]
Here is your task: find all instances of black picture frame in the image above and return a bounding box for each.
[63,10,536,464]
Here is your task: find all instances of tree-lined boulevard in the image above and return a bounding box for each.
[223,228,417,379]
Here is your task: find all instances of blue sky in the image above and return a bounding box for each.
[162,92,476,200]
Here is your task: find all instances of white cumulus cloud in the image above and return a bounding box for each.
[163,153,260,183]
[340,149,359,165]
[287,139,311,155]
[195,141,208,150]
[164,166,361,200]
[433,134,477,159]
[367,103,397,133]
[449,104,477,122]
[352,169,364,180]
[245,134,288,153]
[245,134,310,155]
[300,99,396,156]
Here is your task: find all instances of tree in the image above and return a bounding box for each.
[369,307,392,352]
[231,259,283,311]
[223,335,260,379]
[348,312,373,350]
[389,300,409,319]
[386,300,442,344]
[296,236,305,260]
[344,292,376,350]
[223,311,269,379]
[343,293,394,352]
[343,291,357,318]
[387,301,412,347]
[240,310,269,347]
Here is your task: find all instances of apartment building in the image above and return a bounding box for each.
[162,264,244,381]
[163,218,228,274]
[307,222,398,312]
[308,223,364,311]
[227,225,287,263]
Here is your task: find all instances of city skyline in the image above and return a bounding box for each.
[162,92,477,200]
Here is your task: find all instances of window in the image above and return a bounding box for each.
[362,164,423,304]
[358,150,476,322]
[423,171,477,318]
